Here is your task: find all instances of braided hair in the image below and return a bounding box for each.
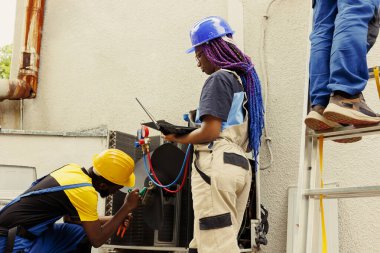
[201,36,264,164]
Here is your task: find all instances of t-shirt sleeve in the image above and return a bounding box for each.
[198,72,235,121]
[66,187,99,222]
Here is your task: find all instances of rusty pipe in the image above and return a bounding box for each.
[0,79,32,102]
[0,0,45,102]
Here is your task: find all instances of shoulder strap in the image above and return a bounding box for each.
[0,183,92,215]
[219,68,249,117]
[220,69,243,86]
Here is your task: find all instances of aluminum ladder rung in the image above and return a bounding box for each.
[304,185,380,199]
[308,123,380,141]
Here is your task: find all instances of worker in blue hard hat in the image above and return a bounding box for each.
[305,0,380,143]
[164,16,264,253]
[0,149,140,253]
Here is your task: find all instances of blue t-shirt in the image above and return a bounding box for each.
[197,70,246,129]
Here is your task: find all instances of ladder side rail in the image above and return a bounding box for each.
[305,138,320,253]
[294,134,312,253]
[294,1,314,251]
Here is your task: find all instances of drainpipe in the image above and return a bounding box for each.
[0,0,45,102]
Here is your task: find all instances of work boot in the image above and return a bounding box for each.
[324,92,380,125]
[305,105,341,130]
[304,105,361,143]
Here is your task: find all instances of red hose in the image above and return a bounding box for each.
[146,151,189,193]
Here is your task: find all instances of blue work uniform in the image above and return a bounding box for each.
[0,165,96,253]
[309,0,380,107]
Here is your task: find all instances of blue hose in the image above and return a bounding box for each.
[143,144,192,188]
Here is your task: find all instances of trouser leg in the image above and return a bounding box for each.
[309,0,338,107]
[328,0,380,95]
[29,223,88,253]
[191,151,251,253]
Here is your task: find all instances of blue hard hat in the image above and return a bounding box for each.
[186,16,234,53]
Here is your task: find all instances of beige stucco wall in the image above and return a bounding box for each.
[22,0,230,133]
[2,0,380,252]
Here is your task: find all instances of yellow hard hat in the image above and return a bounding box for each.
[92,149,135,187]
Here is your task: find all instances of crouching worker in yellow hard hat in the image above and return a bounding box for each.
[0,149,140,253]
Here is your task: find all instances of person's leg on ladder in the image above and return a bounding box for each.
[305,0,342,131]
[324,0,380,125]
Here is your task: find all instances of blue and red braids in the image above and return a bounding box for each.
[201,37,264,165]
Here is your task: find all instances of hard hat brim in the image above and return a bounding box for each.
[185,32,235,54]
[185,40,207,54]
[123,172,135,187]
[186,47,196,54]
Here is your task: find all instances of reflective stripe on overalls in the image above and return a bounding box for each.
[0,175,91,253]
[189,69,253,253]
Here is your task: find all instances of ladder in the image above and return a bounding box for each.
[293,66,380,253]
